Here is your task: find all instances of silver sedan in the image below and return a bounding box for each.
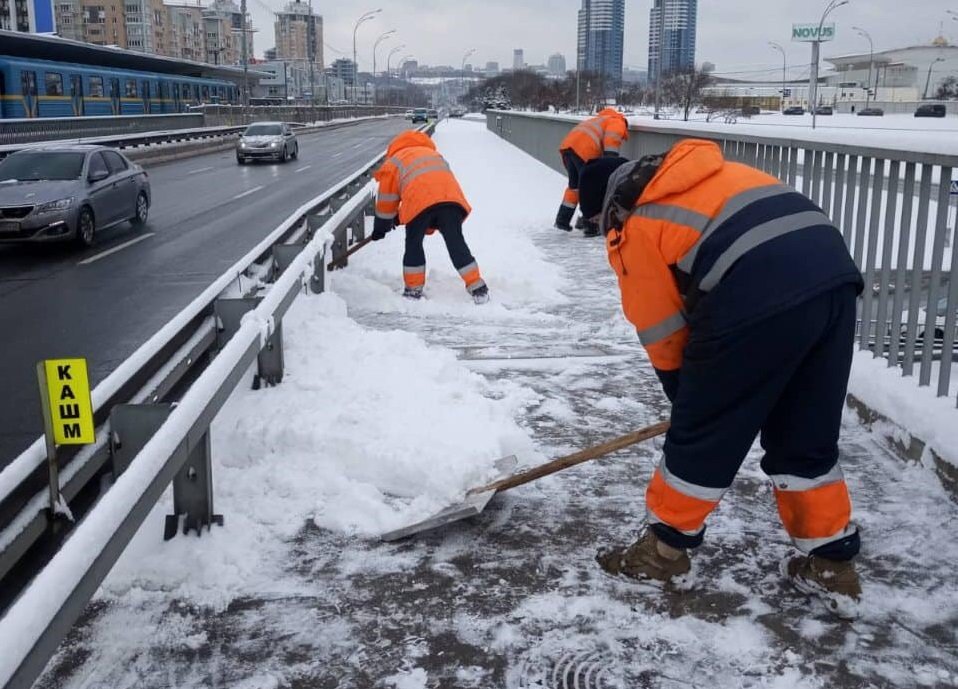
[0,145,150,247]
[236,122,299,164]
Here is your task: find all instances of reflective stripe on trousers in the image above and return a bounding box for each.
[646,460,727,536]
[457,261,484,291]
[563,188,579,208]
[403,264,426,288]
[770,466,856,553]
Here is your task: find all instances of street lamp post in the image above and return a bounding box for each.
[461,48,476,104]
[852,26,874,108]
[386,45,404,105]
[371,30,396,104]
[924,57,946,99]
[353,9,381,103]
[810,0,850,130]
[653,0,666,119]
[769,42,787,111]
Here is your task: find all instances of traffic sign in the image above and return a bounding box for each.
[37,358,95,445]
[951,180,958,195]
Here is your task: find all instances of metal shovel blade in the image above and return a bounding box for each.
[380,455,518,542]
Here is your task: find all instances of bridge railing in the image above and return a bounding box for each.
[0,121,434,689]
[487,110,958,406]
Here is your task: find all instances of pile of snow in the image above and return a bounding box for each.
[849,351,958,468]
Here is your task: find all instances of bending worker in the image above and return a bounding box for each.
[578,140,864,616]
[372,130,489,304]
[554,107,629,236]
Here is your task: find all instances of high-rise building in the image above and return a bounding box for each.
[166,2,205,61]
[648,0,697,81]
[330,57,357,85]
[513,49,524,71]
[576,0,625,89]
[547,53,567,76]
[485,61,499,75]
[204,0,251,65]
[274,0,322,69]
[2,0,56,32]
[78,0,126,47]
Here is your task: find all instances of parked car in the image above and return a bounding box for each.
[858,107,885,117]
[427,108,440,120]
[0,145,150,247]
[236,122,298,164]
[813,106,834,116]
[915,103,946,118]
[783,106,805,115]
[449,107,467,118]
[405,109,414,120]
[898,297,955,349]
[411,108,428,124]
[741,105,761,116]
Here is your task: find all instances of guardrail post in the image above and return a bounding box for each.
[330,220,349,269]
[165,430,223,540]
[306,210,328,241]
[215,297,284,386]
[109,403,173,478]
[311,249,327,294]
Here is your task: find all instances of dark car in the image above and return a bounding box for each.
[915,104,947,118]
[858,107,885,117]
[411,108,428,123]
[783,106,805,115]
[0,145,150,247]
[813,106,834,116]
[741,105,761,116]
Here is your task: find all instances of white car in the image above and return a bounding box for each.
[898,297,954,348]
[405,109,414,120]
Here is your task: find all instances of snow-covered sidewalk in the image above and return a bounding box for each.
[37,119,958,689]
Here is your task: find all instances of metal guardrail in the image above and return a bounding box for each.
[0,114,205,145]
[487,111,958,406]
[197,104,406,127]
[0,121,435,689]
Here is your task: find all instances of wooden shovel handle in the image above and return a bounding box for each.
[327,236,373,270]
[470,420,671,496]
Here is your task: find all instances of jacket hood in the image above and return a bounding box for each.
[639,139,724,203]
[386,131,436,157]
[598,108,627,124]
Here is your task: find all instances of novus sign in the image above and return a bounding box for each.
[792,23,836,42]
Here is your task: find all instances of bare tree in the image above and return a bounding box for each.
[662,68,713,121]
[935,76,958,100]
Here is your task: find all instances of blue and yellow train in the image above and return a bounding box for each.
[0,56,239,119]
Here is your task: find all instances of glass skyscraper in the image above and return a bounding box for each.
[577,0,625,90]
[648,0,698,81]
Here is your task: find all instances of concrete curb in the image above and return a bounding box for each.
[846,394,958,499]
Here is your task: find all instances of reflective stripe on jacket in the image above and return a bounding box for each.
[374,130,471,225]
[606,139,862,373]
[560,108,629,162]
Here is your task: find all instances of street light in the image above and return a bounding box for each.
[353,9,381,103]
[852,26,874,108]
[810,0,850,130]
[769,42,787,112]
[461,48,476,104]
[924,57,946,99]
[371,29,396,104]
[386,44,405,105]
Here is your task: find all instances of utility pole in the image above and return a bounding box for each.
[371,29,395,105]
[240,0,249,109]
[810,0,849,130]
[852,26,873,108]
[308,0,316,107]
[770,42,786,111]
[653,0,666,119]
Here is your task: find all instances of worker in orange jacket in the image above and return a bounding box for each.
[555,108,629,236]
[578,141,864,617]
[373,130,489,304]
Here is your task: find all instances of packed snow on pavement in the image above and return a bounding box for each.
[34,118,958,689]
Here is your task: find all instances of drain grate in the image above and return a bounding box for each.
[517,650,620,689]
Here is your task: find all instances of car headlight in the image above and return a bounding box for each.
[239,140,248,148]
[270,141,280,148]
[35,197,74,213]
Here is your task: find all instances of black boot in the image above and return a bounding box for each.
[575,215,586,230]
[583,220,601,237]
[555,205,574,231]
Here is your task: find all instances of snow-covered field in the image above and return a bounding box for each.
[33,119,958,689]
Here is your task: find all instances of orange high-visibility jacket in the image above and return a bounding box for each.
[560,108,629,161]
[374,131,471,226]
[606,139,859,374]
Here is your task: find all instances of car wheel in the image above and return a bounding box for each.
[291,144,298,160]
[131,192,149,227]
[237,155,246,165]
[75,206,95,248]
[281,146,289,163]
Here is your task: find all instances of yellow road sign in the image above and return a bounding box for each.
[37,358,95,446]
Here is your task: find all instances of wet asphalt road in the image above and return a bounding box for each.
[0,117,412,467]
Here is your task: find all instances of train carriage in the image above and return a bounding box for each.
[0,56,237,119]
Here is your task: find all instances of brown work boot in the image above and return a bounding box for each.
[784,555,862,620]
[597,529,691,583]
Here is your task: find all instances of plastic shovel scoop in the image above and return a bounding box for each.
[380,421,670,541]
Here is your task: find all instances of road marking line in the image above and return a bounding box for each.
[296,165,312,172]
[78,233,155,266]
[352,143,364,148]
[188,166,214,175]
[332,152,344,158]
[232,185,264,200]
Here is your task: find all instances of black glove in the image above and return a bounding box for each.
[655,368,680,403]
[371,216,395,241]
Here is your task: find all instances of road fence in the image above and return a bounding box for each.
[0,121,434,689]
[487,111,958,406]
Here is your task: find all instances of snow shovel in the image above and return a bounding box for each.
[327,236,373,270]
[380,420,670,541]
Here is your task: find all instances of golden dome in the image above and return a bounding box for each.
[932,35,949,47]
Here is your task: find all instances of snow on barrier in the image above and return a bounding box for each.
[486,110,958,407]
[0,122,435,689]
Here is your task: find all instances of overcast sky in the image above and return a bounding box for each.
[248,0,957,77]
